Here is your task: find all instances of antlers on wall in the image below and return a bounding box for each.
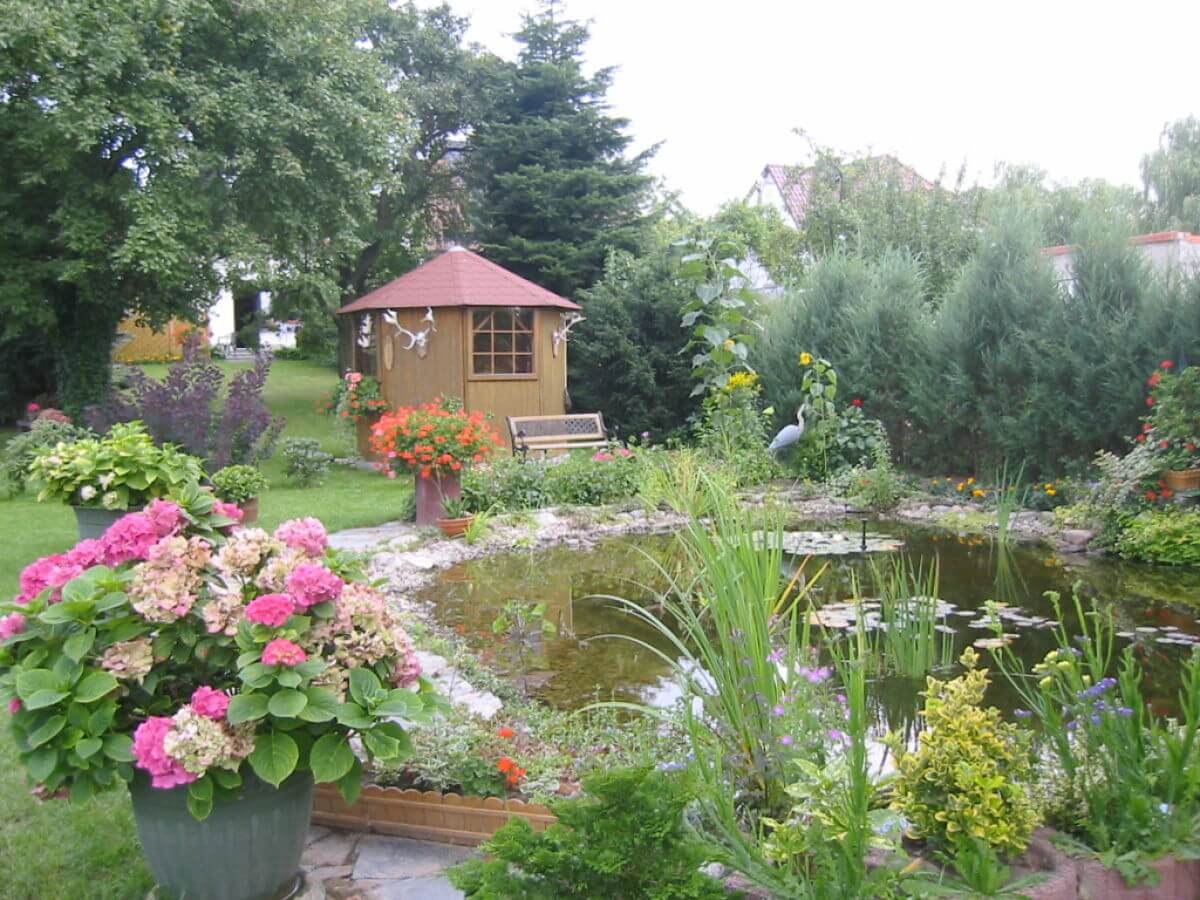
[381,307,436,358]
[552,312,585,358]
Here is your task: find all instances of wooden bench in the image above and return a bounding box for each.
[506,413,611,458]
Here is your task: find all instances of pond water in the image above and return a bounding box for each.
[415,521,1200,734]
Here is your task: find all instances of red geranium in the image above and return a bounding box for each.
[851,398,863,407]
[1162,360,1175,369]
[371,396,502,479]
[1146,490,1158,501]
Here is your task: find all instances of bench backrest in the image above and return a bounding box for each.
[507,413,606,446]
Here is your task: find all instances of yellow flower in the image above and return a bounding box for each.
[722,339,736,352]
[724,371,759,392]
[1044,483,1053,490]
[1046,488,1057,496]
[966,477,976,486]
[799,352,813,366]
[956,482,965,492]
[931,479,940,485]
[972,488,985,498]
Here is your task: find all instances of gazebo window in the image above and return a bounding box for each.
[471,308,534,376]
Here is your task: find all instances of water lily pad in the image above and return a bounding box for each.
[757,531,904,556]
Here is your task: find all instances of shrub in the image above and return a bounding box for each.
[886,648,1040,855]
[29,421,206,510]
[0,417,92,496]
[210,465,269,504]
[463,449,649,512]
[320,371,387,423]
[88,336,284,468]
[831,464,906,511]
[696,372,776,486]
[447,767,726,899]
[281,438,332,486]
[1116,508,1200,565]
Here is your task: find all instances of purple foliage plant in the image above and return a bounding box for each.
[89,335,284,468]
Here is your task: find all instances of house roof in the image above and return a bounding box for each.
[336,247,581,314]
[1041,231,1200,256]
[759,156,932,226]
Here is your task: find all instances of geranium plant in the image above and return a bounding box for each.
[29,421,207,510]
[321,371,387,424]
[0,482,435,818]
[1142,360,1200,471]
[370,396,503,481]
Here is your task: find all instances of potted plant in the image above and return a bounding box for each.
[322,371,388,461]
[436,496,475,539]
[0,483,435,900]
[369,396,503,526]
[28,421,207,539]
[1142,361,1200,492]
[211,464,269,524]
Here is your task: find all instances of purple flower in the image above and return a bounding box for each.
[767,648,785,664]
[1014,709,1033,718]
[799,666,831,684]
[779,735,794,746]
[772,705,786,717]
[641,431,651,440]
[828,729,849,745]
[1118,707,1133,717]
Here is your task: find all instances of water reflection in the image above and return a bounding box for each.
[415,521,1200,731]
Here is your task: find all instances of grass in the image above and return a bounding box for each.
[0,357,409,894]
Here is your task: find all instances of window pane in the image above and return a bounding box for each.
[514,310,534,332]
[494,355,514,374]
[515,333,532,354]
[473,354,492,374]
[472,311,492,330]
[515,354,533,374]
[494,332,512,353]
[473,333,491,353]
[493,310,512,331]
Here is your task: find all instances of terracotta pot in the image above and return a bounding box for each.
[240,496,260,525]
[311,782,555,847]
[414,472,460,526]
[437,515,475,538]
[1164,468,1200,492]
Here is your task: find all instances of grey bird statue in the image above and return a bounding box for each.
[768,404,808,454]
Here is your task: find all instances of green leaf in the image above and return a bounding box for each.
[16,669,59,700]
[103,734,135,762]
[267,689,308,719]
[187,783,213,821]
[348,668,382,706]
[363,728,401,759]
[336,756,364,806]
[25,748,58,782]
[335,702,373,730]
[227,693,270,725]
[63,629,96,662]
[93,592,128,613]
[310,733,356,784]
[298,687,339,723]
[239,662,273,689]
[374,689,422,719]
[24,689,68,710]
[28,715,66,748]
[38,604,79,626]
[248,732,299,787]
[212,768,242,790]
[69,776,95,805]
[275,670,302,689]
[73,671,119,704]
[76,737,102,760]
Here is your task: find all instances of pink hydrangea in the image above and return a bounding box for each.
[212,500,244,523]
[285,563,344,610]
[3,611,32,639]
[17,554,83,604]
[8,698,20,715]
[274,518,328,558]
[132,716,198,789]
[245,593,295,628]
[190,686,231,721]
[66,538,105,569]
[592,450,613,462]
[98,513,161,566]
[262,638,307,667]
[144,499,185,537]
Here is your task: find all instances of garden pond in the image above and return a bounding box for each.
[415,521,1200,736]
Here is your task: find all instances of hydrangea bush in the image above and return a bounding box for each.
[0,484,433,819]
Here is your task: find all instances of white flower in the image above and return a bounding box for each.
[79,485,97,501]
[98,473,115,489]
[102,491,120,509]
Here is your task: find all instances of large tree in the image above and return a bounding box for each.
[467,1,657,297]
[1141,116,1200,235]
[0,0,401,413]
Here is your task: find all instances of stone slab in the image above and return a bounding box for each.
[352,835,474,881]
[366,876,465,900]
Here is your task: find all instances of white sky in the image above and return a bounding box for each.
[419,0,1200,214]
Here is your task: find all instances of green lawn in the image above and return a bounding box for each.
[0,358,409,894]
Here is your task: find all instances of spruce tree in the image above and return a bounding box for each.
[467,1,656,297]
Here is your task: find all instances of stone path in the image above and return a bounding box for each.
[302,826,475,899]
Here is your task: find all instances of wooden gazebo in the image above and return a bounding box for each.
[336,248,583,449]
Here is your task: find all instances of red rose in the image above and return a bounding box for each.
[1161,360,1175,369]
[1143,423,1154,433]
[1159,439,1170,449]
[851,399,863,407]
[1136,434,1147,442]
[1146,397,1155,407]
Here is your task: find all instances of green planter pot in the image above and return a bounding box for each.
[73,505,134,541]
[129,770,314,900]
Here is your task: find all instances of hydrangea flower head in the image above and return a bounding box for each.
[274,518,328,558]
[285,563,344,610]
[133,717,198,789]
[190,686,231,721]
[0,612,27,640]
[262,638,307,667]
[245,593,295,628]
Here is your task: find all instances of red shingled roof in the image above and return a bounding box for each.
[337,247,581,314]
[761,156,932,226]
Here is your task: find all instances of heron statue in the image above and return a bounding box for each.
[768,404,808,454]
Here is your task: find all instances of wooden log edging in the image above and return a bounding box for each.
[311,782,557,847]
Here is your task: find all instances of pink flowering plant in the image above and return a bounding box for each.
[0,485,434,820]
